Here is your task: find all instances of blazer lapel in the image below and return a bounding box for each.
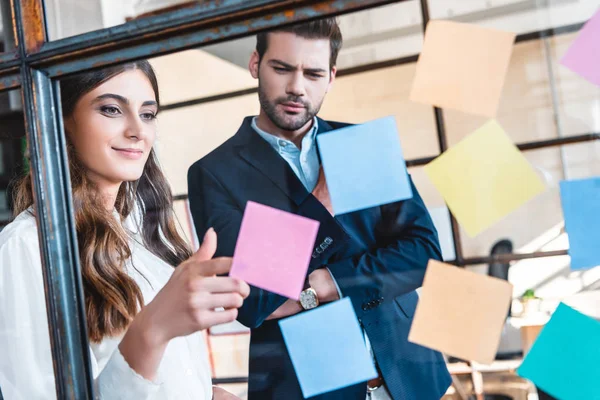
[237,118,310,206]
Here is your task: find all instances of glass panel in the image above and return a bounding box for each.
[563,140,600,179]
[44,0,193,40]
[427,1,600,145]
[550,31,600,138]
[319,63,438,160]
[411,146,568,259]
[155,93,259,196]
[427,0,598,34]
[0,0,17,52]
[445,38,559,145]
[0,89,25,228]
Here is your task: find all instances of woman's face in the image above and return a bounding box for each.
[65,69,158,189]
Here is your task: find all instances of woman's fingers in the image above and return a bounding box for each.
[202,308,238,327]
[191,257,232,277]
[205,293,244,309]
[200,276,250,297]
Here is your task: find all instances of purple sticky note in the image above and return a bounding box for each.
[561,9,600,86]
[230,201,320,300]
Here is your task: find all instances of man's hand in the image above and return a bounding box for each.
[266,298,303,320]
[312,168,334,215]
[266,269,341,320]
[309,268,340,303]
[213,386,242,400]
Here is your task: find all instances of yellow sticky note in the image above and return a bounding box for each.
[424,120,545,237]
[408,260,513,364]
[410,20,515,117]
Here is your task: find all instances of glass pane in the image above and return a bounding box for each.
[427,0,598,34]
[44,0,193,40]
[550,31,600,138]
[411,147,567,259]
[155,93,259,196]
[444,38,559,145]
[427,1,599,145]
[0,89,25,228]
[319,62,438,160]
[563,140,600,179]
[0,0,17,52]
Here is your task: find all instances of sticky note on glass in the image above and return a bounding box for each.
[561,9,600,86]
[279,298,377,398]
[560,178,600,270]
[230,201,319,300]
[424,120,545,237]
[317,117,412,215]
[408,260,513,364]
[517,303,600,400]
[410,20,515,117]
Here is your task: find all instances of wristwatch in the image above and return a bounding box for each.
[299,278,319,310]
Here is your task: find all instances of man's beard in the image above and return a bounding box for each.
[258,84,323,132]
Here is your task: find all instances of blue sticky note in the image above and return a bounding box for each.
[517,303,600,400]
[279,298,377,398]
[559,178,600,270]
[317,117,413,215]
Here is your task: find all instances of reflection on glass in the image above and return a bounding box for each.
[0,0,15,52]
[0,89,26,228]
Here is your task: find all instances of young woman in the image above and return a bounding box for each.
[0,61,248,399]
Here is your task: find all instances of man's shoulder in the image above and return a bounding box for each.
[318,118,353,132]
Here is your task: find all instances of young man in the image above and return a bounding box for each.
[188,19,451,400]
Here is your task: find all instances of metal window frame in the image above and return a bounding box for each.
[0,0,596,396]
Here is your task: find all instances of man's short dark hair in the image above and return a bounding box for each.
[256,18,343,70]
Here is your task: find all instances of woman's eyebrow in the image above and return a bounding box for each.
[91,94,157,108]
[92,93,129,105]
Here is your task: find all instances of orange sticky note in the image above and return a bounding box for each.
[410,20,515,117]
[408,260,513,364]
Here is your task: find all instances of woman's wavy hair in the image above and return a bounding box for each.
[12,61,192,342]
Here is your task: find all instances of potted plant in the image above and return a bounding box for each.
[520,289,542,316]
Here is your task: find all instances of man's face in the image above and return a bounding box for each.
[249,32,336,132]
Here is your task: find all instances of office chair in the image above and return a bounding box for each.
[488,240,523,361]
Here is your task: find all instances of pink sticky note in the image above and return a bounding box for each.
[561,9,600,86]
[230,201,320,300]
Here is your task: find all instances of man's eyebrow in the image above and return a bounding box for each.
[268,59,327,74]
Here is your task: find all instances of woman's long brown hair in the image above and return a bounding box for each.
[12,61,192,342]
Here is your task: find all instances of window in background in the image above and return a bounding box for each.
[550,31,600,140]
[320,62,438,161]
[43,0,193,41]
[410,146,567,259]
[427,0,598,34]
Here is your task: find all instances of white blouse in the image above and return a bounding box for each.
[0,211,213,400]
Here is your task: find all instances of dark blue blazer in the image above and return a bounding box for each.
[188,117,452,400]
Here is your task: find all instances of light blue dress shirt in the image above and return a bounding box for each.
[251,117,320,192]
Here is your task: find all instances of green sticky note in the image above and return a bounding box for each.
[517,303,600,399]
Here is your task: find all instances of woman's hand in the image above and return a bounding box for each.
[139,228,250,344]
[119,228,250,380]
[212,386,242,400]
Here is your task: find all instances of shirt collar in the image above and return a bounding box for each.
[251,117,319,153]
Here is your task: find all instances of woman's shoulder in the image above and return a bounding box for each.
[0,210,39,249]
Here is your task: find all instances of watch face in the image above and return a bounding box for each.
[300,289,319,310]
